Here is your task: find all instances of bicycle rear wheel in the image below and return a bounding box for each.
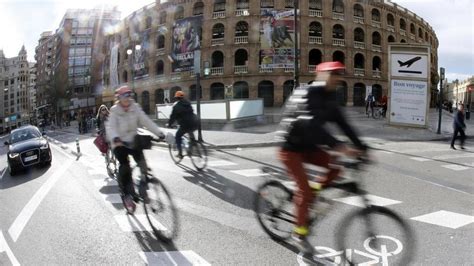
[144,177,179,242]
[373,109,381,119]
[254,180,295,241]
[189,141,208,171]
[106,148,118,178]
[336,205,415,265]
[168,139,184,164]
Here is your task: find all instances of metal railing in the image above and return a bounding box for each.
[234,36,248,44]
[332,39,345,46]
[309,36,322,44]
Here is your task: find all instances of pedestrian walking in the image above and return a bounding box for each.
[450,103,467,150]
[365,92,375,116]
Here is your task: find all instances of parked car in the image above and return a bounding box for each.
[4,125,52,176]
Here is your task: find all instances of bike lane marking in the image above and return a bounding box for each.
[8,158,74,242]
[0,231,20,266]
[139,251,211,265]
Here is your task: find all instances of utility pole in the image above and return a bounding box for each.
[437,67,445,134]
[293,0,299,90]
[194,50,203,142]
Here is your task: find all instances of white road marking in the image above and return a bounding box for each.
[409,157,433,162]
[411,210,474,229]
[378,150,394,155]
[88,168,107,176]
[207,160,238,167]
[433,153,474,160]
[50,143,76,160]
[139,251,211,266]
[441,164,470,171]
[230,169,269,177]
[0,231,20,266]
[114,214,166,232]
[0,167,6,180]
[101,194,122,204]
[334,194,402,208]
[8,159,74,242]
[93,178,118,187]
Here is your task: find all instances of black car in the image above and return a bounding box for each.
[4,126,52,176]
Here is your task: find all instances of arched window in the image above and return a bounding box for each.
[400,19,406,30]
[283,80,294,102]
[236,0,249,10]
[333,51,345,64]
[410,23,415,34]
[353,4,364,18]
[214,0,226,12]
[258,80,274,107]
[372,31,381,45]
[193,1,204,16]
[157,34,165,49]
[372,84,382,101]
[418,28,423,38]
[354,28,364,42]
[308,49,322,66]
[233,81,249,99]
[354,53,365,69]
[212,51,224,67]
[145,16,152,29]
[333,24,344,39]
[235,21,249,37]
[155,89,164,104]
[175,6,184,20]
[235,49,248,66]
[189,84,202,101]
[387,13,395,26]
[261,0,274,8]
[401,39,406,43]
[156,60,164,75]
[371,9,380,22]
[159,11,167,25]
[425,32,429,41]
[333,0,344,13]
[309,0,322,10]
[388,35,395,43]
[353,83,366,106]
[169,86,181,103]
[212,23,225,40]
[309,22,322,37]
[372,56,381,71]
[122,70,128,83]
[211,83,225,100]
[142,91,150,114]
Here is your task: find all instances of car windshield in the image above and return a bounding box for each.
[10,128,41,144]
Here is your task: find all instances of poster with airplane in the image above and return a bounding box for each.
[390,54,428,79]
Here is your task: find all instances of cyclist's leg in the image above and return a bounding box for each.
[175,127,185,156]
[131,148,147,181]
[113,146,133,196]
[279,149,313,235]
[304,150,341,186]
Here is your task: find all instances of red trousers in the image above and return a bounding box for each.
[279,149,340,228]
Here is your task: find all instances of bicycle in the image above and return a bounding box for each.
[168,128,208,171]
[104,145,118,178]
[115,134,179,242]
[254,157,415,265]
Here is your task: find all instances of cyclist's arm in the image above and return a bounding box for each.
[137,105,164,137]
[167,106,177,126]
[333,108,367,150]
[106,110,119,143]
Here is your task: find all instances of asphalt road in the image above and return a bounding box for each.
[1,130,473,265]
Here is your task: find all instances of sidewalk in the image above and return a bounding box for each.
[49,108,473,149]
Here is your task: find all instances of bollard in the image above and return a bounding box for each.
[76,138,81,157]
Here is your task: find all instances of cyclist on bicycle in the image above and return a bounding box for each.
[166,91,198,159]
[279,61,367,255]
[107,86,165,212]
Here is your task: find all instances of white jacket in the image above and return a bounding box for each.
[106,100,164,148]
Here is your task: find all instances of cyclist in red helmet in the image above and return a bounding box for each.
[278,61,368,255]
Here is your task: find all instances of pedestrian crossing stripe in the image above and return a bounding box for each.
[434,153,474,160]
[114,215,167,232]
[334,194,402,208]
[409,157,433,162]
[101,194,122,204]
[207,160,238,167]
[87,168,107,176]
[230,169,269,177]
[93,178,118,187]
[411,210,474,229]
[139,251,211,266]
[441,164,470,171]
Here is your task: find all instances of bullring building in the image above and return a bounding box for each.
[101,0,439,114]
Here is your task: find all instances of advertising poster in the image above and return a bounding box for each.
[260,9,295,69]
[390,54,428,79]
[133,30,150,80]
[389,79,428,126]
[171,16,202,72]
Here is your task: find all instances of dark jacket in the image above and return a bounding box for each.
[454,110,466,129]
[281,82,366,152]
[168,99,198,130]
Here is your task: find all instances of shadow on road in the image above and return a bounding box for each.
[0,165,51,189]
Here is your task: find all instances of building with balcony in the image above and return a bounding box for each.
[102,0,439,114]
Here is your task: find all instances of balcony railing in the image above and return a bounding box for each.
[234,65,248,74]
[284,67,294,73]
[332,12,344,20]
[156,48,165,55]
[409,33,416,40]
[353,16,364,24]
[212,11,226,19]
[372,44,382,52]
[354,41,365,49]
[373,70,382,78]
[210,67,224,75]
[259,66,273,73]
[372,21,381,28]
[211,38,224,46]
[388,25,395,32]
[400,30,406,36]
[235,9,249,16]
[309,36,323,44]
[354,68,365,76]
[171,73,181,81]
[332,39,345,46]
[308,65,317,72]
[156,75,165,83]
[234,36,248,44]
[309,10,323,17]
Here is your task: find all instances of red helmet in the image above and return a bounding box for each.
[316,61,346,73]
[115,86,132,97]
[174,91,185,98]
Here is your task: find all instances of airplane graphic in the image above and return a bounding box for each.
[398,56,422,68]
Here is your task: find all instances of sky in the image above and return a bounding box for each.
[0,0,472,82]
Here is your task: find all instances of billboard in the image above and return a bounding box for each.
[133,30,150,80]
[171,16,202,73]
[260,9,295,69]
[390,80,428,125]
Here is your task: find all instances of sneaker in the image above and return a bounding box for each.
[123,195,136,214]
[451,145,456,150]
[460,146,465,150]
[139,181,150,204]
[175,153,184,159]
[291,233,314,256]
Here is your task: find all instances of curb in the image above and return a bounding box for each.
[45,136,82,158]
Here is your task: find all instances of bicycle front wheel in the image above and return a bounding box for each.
[254,180,295,241]
[144,177,179,242]
[373,109,381,119]
[106,148,118,178]
[336,205,415,265]
[168,142,183,164]
[189,141,208,171]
